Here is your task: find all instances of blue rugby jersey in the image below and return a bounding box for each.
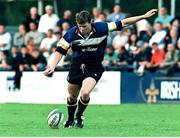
[56,21,123,64]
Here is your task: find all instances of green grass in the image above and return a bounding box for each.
[0,103,180,137]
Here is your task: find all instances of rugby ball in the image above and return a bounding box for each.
[47,109,64,128]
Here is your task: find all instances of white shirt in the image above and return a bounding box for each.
[40,35,57,50]
[0,32,11,51]
[38,14,59,33]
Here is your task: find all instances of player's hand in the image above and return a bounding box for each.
[143,9,158,18]
[43,66,55,76]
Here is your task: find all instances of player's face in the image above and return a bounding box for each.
[77,22,92,36]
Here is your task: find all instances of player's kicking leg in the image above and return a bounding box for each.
[75,77,97,128]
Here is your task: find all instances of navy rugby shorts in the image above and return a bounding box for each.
[67,63,104,85]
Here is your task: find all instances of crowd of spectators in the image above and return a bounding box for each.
[0,4,180,78]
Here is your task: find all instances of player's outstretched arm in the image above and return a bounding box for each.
[121,9,158,27]
[43,51,63,76]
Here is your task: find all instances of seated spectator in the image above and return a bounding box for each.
[51,27,62,52]
[154,6,173,29]
[135,43,152,75]
[107,4,126,22]
[159,43,179,75]
[92,7,101,22]
[0,24,12,55]
[149,22,167,49]
[40,29,56,59]
[136,19,152,42]
[30,49,47,71]
[26,37,36,55]
[56,10,74,29]
[102,46,118,68]
[13,24,26,49]
[146,42,165,71]
[38,5,59,33]
[24,6,41,32]
[62,22,70,36]
[25,22,44,47]
[0,51,11,71]
[114,46,129,68]
[177,38,180,69]
[166,29,179,48]
[112,31,129,49]
[19,46,32,71]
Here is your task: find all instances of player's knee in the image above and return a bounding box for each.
[68,95,77,103]
[80,92,90,101]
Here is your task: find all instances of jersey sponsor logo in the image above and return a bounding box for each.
[81,47,98,52]
[72,35,107,46]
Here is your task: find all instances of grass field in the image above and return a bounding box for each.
[0,103,180,137]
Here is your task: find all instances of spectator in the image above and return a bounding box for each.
[166,29,179,48]
[0,51,11,71]
[19,46,32,71]
[177,38,180,69]
[26,37,36,55]
[159,43,179,75]
[102,46,118,68]
[24,6,41,32]
[40,29,56,59]
[51,27,62,52]
[62,22,70,36]
[57,10,74,28]
[30,49,47,71]
[25,22,44,47]
[38,5,59,33]
[136,19,152,42]
[154,6,173,29]
[13,24,26,49]
[92,7,101,22]
[112,31,129,49]
[149,22,167,49]
[8,46,22,90]
[147,42,165,71]
[114,46,129,71]
[135,43,152,75]
[107,4,126,22]
[0,24,12,55]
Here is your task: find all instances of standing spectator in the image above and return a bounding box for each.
[38,5,59,33]
[154,6,173,29]
[57,10,74,29]
[13,24,26,49]
[107,4,126,22]
[0,24,12,55]
[8,46,22,90]
[24,6,41,32]
[25,22,44,48]
[40,29,56,59]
